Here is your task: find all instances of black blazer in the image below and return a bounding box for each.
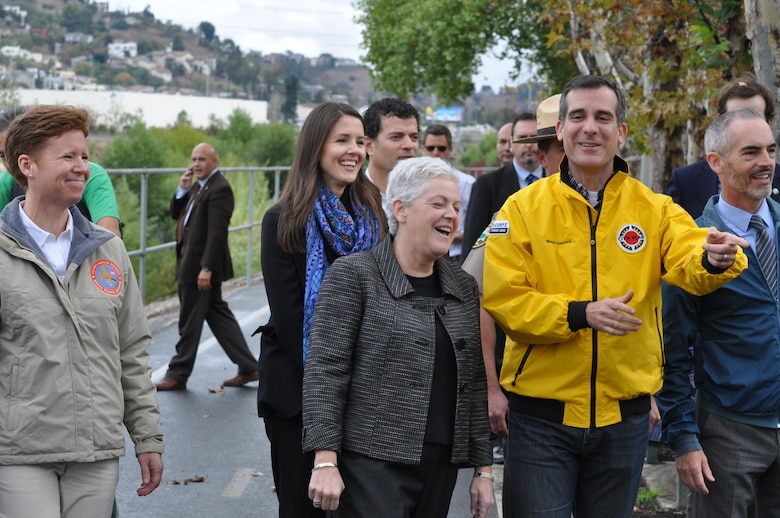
[256,203,307,418]
[667,160,780,219]
[462,164,520,256]
[170,171,235,283]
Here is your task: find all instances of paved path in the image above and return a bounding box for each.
[115,277,500,517]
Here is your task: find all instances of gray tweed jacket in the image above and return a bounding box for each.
[302,237,492,467]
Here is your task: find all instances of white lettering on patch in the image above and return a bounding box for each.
[489,220,509,235]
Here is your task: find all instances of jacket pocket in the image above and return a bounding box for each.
[7,358,19,433]
[654,307,665,368]
[511,344,535,387]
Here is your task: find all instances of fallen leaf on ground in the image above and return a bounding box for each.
[166,475,207,486]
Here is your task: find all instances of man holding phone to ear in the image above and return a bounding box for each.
[155,142,258,391]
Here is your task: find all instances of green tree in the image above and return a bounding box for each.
[457,132,498,169]
[538,0,751,190]
[282,75,298,124]
[355,0,577,102]
[96,122,201,300]
[199,21,216,43]
[358,0,756,190]
[62,4,94,33]
[172,34,185,51]
[137,39,157,55]
[73,61,92,76]
[175,111,192,127]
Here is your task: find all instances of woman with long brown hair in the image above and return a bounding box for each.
[257,102,385,517]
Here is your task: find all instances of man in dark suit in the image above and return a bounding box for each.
[155,143,258,391]
[667,75,780,218]
[462,112,541,255]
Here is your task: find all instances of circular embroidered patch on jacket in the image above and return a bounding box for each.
[91,260,122,295]
[616,224,646,253]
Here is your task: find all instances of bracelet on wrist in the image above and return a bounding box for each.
[473,471,494,481]
[312,462,338,473]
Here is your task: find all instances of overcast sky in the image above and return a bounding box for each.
[112,0,524,94]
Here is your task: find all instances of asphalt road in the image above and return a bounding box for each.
[114,279,499,518]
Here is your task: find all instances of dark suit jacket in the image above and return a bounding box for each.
[170,171,235,283]
[256,203,307,418]
[462,163,520,256]
[667,160,780,219]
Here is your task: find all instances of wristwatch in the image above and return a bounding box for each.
[202,267,211,272]
[473,471,494,481]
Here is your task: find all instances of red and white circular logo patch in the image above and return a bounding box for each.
[91,260,122,295]
[616,224,646,253]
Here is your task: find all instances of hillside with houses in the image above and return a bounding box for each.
[0,1,536,127]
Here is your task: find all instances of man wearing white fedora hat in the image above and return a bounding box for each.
[512,94,566,174]
[462,93,565,518]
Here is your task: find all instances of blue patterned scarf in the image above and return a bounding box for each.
[303,182,380,364]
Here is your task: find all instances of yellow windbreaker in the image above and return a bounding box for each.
[483,158,746,428]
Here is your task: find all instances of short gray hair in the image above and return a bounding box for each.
[704,108,765,158]
[385,156,459,235]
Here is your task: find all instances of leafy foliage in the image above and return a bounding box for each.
[62,4,94,33]
[457,132,498,169]
[355,0,578,102]
[93,110,295,301]
[357,0,758,189]
[198,21,216,43]
[282,75,299,124]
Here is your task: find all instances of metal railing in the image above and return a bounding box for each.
[107,166,288,300]
[111,164,492,300]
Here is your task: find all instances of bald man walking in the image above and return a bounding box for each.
[156,143,258,391]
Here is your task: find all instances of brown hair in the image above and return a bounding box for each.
[717,74,775,122]
[4,105,91,189]
[277,102,386,254]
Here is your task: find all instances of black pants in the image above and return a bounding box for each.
[264,414,326,518]
[336,443,458,518]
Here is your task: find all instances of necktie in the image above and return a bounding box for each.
[749,214,777,297]
[526,174,538,186]
[176,183,201,244]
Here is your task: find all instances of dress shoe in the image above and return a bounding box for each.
[223,371,260,387]
[155,377,186,391]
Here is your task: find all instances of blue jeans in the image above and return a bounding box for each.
[507,411,648,518]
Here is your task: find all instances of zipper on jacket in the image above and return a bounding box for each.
[655,307,665,369]
[511,344,535,386]
[588,208,600,429]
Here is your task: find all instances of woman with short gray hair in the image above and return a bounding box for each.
[303,156,494,517]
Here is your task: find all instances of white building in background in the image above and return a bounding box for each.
[14,89,270,129]
[107,41,138,59]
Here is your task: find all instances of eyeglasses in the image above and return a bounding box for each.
[425,145,448,153]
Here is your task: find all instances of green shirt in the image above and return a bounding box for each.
[0,162,120,222]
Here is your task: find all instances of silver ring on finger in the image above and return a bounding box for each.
[313,500,322,508]
[722,253,727,261]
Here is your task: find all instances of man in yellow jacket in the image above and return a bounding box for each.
[483,75,749,518]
